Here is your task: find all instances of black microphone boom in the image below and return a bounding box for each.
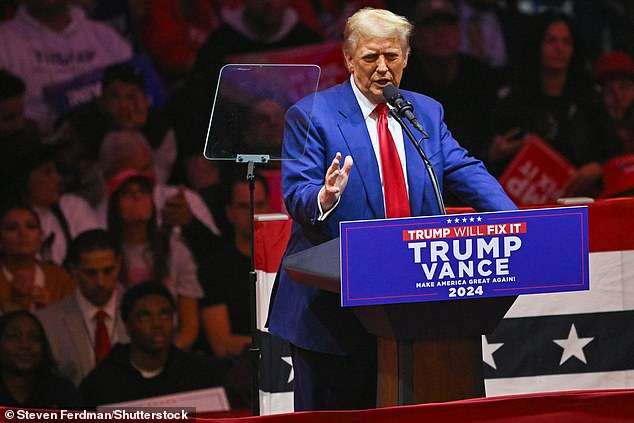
[382,84,428,137]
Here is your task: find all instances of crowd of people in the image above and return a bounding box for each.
[1,0,634,412]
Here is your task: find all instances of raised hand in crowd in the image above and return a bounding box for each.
[487,128,528,164]
[161,187,194,228]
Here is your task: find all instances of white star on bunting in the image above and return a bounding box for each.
[553,324,594,365]
[281,356,294,383]
[482,335,504,370]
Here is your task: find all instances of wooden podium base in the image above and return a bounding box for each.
[377,336,484,407]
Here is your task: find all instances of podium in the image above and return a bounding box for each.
[283,237,517,406]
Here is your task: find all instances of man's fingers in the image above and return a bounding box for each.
[324,152,351,193]
[342,156,353,173]
[326,158,341,184]
[329,157,340,172]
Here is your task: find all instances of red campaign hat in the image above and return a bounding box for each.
[107,168,155,198]
[594,51,634,82]
[600,154,634,198]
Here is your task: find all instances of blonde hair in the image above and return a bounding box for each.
[343,8,413,55]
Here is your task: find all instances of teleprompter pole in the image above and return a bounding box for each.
[236,154,270,416]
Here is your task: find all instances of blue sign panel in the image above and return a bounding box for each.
[340,207,589,307]
[43,53,167,115]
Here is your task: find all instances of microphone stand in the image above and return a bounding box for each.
[388,109,446,215]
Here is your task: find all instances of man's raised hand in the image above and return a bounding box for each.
[319,152,353,212]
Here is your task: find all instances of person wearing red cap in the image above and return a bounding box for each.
[595,51,634,154]
[106,168,204,351]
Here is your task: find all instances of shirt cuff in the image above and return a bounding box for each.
[317,186,340,222]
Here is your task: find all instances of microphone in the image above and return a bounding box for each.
[382,84,426,135]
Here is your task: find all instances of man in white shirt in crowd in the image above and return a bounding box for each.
[0,0,132,134]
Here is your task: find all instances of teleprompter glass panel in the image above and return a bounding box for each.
[203,64,321,161]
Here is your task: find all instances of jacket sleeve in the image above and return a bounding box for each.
[281,102,327,227]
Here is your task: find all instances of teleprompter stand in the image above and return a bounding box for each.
[236,154,269,416]
[203,64,321,415]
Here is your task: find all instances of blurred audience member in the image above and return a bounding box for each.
[488,10,622,198]
[457,0,507,68]
[401,0,501,160]
[195,169,270,407]
[13,143,100,265]
[37,229,128,386]
[79,282,225,408]
[70,0,141,47]
[600,154,634,198]
[139,0,220,83]
[0,69,38,137]
[0,0,132,134]
[595,51,634,154]
[310,0,384,40]
[98,131,218,233]
[98,130,221,275]
[199,170,268,359]
[51,117,105,208]
[573,0,634,62]
[0,311,81,408]
[106,169,203,350]
[0,204,75,313]
[0,129,39,204]
[71,63,177,185]
[168,0,321,176]
[194,0,321,73]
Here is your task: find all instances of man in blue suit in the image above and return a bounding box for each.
[267,7,516,411]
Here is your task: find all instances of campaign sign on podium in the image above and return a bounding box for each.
[340,207,588,307]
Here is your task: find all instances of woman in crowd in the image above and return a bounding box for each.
[487,10,622,197]
[0,204,74,313]
[14,142,100,265]
[0,311,80,408]
[106,169,202,350]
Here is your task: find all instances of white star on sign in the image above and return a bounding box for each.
[482,335,504,370]
[447,218,453,224]
[477,216,482,222]
[469,217,475,222]
[462,217,467,222]
[553,324,594,365]
[281,356,294,383]
[454,218,460,223]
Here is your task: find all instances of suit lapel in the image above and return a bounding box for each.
[337,81,384,218]
[65,297,95,373]
[112,309,128,343]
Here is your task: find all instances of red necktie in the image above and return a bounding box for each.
[375,103,411,218]
[94,310,111,364]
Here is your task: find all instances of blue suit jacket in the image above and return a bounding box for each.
[268,80,516,355]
